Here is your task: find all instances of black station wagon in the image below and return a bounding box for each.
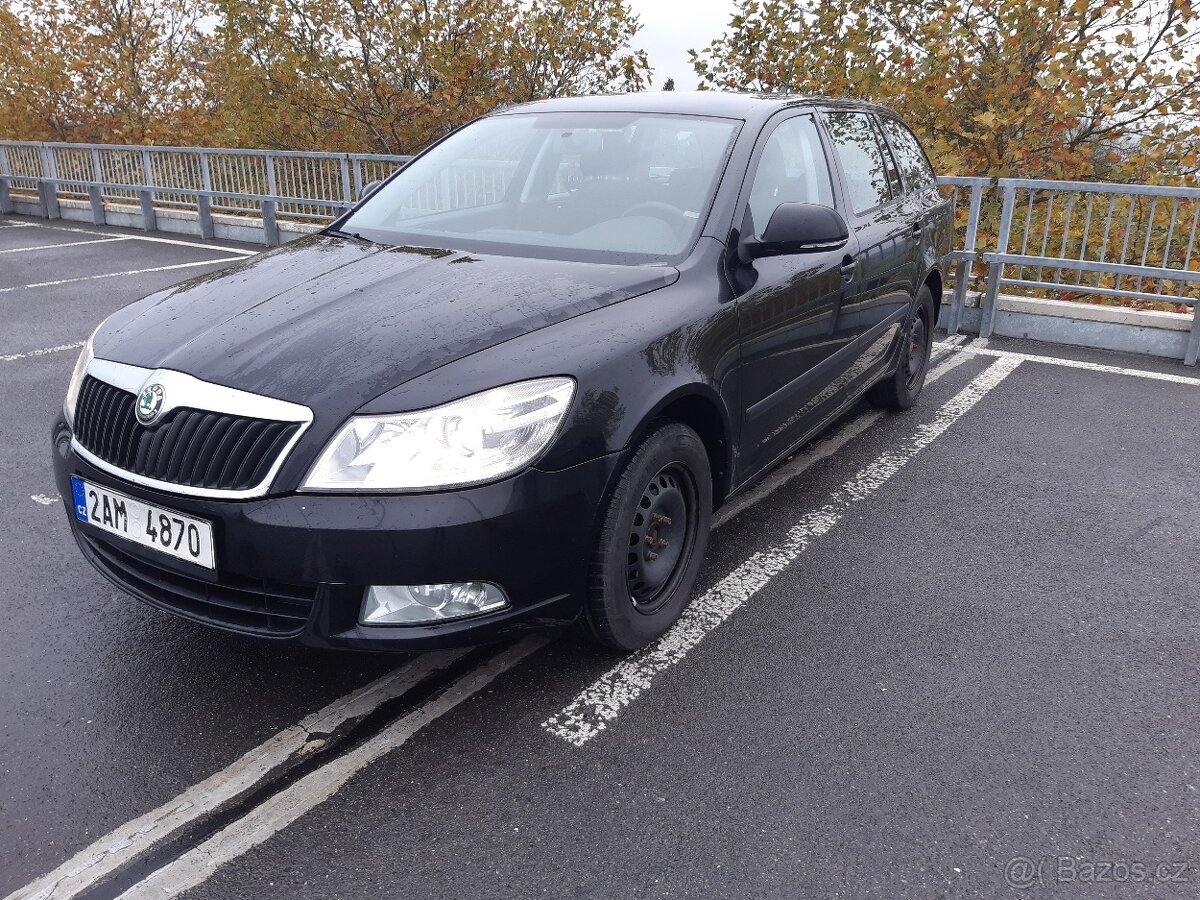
[54,92,952,652]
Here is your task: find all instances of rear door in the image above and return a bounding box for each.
[731,110,860,478]
[821,109,918,349]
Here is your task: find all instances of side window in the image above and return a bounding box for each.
[825,111,893,215]
[880,117,937,190]
[746,114,835,235]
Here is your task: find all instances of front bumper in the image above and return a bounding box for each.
[52,418,618,650]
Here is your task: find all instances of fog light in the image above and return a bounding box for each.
[360,583,508,625]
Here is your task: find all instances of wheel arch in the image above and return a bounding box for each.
[633,386,734,510]
[923,265,943,323]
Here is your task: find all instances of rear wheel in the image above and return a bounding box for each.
[869,284,935,411]
[578,422,712,652]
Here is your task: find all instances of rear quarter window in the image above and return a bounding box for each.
[880,118,937,191]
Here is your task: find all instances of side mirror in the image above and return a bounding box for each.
[358,179,383,203]
[740,203,849,261]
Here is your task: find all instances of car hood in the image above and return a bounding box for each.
[95,235,677,417]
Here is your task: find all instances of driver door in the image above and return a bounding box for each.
[732,112,860,478]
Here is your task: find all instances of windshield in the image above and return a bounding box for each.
[340,112,741,265]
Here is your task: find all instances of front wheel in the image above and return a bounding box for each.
[869,284,935,411]
[578,422,712,652]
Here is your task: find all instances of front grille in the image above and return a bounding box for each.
[79,531,317,637]
[74,376,301,492]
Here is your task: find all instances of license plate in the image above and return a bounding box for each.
[70,476,215,570]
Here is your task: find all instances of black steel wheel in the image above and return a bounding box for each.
[625,463,698,615]
[578,421,712,652]
[869,284,936,411]
[904,304,930,391]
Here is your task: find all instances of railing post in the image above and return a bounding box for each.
[199,149,213,193]
[948,180,986,334]
[196,194,215,240]
[138,148,157,232]
[262,153,280,245]
[264,152,278,197]
[0,144,12,214]
[980,181,1016,339]
[340,156,353,211]
[87,146,105,224]
[40,144,61,219]
[262,154,278,244]
[261,199,279,246]
[197,150,214,239]
[1185,305,1200,366]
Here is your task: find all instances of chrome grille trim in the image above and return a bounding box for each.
[70,358,313,500]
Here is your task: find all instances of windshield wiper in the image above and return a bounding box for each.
[326,228,377,244]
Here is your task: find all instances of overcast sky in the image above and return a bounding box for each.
[628,0,739,91]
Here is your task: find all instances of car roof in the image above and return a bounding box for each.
[494,91,897,123]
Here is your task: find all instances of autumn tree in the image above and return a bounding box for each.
[0,0,215,144]
[691,0,1200,182]
[211,0,650,153]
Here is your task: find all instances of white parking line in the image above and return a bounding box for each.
[30,494,60,506]
[543,354,1023,747]
[4,649,475,900]
[0,341,84,363]
[9,220,259,256]
[115,636,551,900]
[963,344,1200,385]
[0,257,246,294]
[0,237,133,254]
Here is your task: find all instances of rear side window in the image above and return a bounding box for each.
[745,115,835,235]
[825,111,893,215]
[880,117,937,190]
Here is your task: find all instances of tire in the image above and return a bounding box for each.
[578,421,712,652]
[869,283,936,411]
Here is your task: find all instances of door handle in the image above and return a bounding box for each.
[840,255,857,283]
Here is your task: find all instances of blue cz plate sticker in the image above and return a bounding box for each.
[71,476,89,522]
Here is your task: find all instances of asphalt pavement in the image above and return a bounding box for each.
[1,215,1198,899]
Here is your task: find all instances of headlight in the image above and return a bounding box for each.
[302,377,576,491]
[64,330,97,427]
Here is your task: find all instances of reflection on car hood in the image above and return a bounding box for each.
[94,235,677,416]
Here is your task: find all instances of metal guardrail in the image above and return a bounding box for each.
[2,141,1199,364]
[937,175,991,335]
[0,141,412,244]
[942,176,1200,365]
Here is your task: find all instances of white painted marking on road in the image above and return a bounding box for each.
[713,346,974,530]
[543,356,1023,747]
[114,636,551,900]
[0,237,133,254]
[0,257,245,294]
[30,494,59,506]
[962,345,1200,385]
[0,221,35,228]
[4,650,475,900]
[0,341,84,363]
[11,220,259,256]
